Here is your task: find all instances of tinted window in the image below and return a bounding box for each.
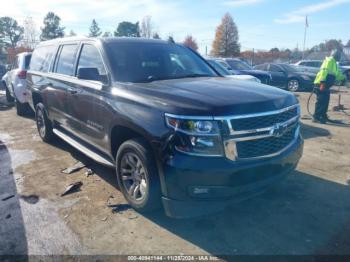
[24,55,31,69]
[30,45,55,72]
[226,60,252,70]
[255,64,268,71]
[77,44,106,76]
[207,60,230,76]
[55,44,78,76]
[269,64,283,72]
[105,42,216,83]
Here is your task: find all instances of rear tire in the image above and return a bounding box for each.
[5,86,14,103]
[15,98,29,116]
[116,138,162,213]
[35,103,54,142]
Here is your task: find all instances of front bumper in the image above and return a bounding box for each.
[161,136,303,218]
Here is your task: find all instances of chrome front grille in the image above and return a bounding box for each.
[236,125,298,158]
[230,107,298,131]
[215,104,300,160]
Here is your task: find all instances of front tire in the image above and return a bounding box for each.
[35,103,54,142]
[116,138,161,213]
[287,79,300,92]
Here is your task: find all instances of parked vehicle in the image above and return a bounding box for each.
[254,63,316,91]
[206,58,261,83]
[220,58,272,84]
[27,37,303,218]
[3,52,32,115]
[295,59,350,81]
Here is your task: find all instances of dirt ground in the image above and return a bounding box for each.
[0,87,350,256]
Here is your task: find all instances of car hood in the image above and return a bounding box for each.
[114,77,297,116]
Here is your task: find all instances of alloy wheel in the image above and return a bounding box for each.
[288,80,299,92]
[120,152,148,202]
[36,109,46,138]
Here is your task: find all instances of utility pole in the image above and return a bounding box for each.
[302,15,308,59]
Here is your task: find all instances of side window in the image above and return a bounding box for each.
[77,44,106,76]
[255,64,267,71]
[55,44,78,76]
[269,65,282,72]
[30,45,55,72]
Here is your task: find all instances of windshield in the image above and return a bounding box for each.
[207,60,230,76]
[105,42,217,83]
[226,60,252,70]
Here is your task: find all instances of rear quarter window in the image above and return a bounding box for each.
[30,45,55,72]
[24,55,31,70]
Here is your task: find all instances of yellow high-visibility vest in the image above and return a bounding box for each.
[314,56,345,84]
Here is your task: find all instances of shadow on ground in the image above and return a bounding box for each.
[301,122,331,139]
[143,171,350,255]
[47,127,350,255]
[0,140,28,256]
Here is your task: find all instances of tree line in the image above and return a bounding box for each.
[1,11,349,62]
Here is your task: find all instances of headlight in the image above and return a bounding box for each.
[165,114,223,156]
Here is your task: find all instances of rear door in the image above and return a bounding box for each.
[65,42,111,153]
[268,64,287,87]
[48,43,79,126]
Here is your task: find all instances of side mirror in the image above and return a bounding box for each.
[77,67,101,81]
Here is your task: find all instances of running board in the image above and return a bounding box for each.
[53,128,114,167]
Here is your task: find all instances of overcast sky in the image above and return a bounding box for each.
[1,0,350,54]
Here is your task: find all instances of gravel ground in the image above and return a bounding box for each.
[0,87,349,256]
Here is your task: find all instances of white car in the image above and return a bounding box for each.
[206,58,261,83]
[3,52,32,115]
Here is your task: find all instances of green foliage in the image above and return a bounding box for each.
[40,12,65,41]
[0,17,24,48]
[89,19,102,37]
[114,21,140,37]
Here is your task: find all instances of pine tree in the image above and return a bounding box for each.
[211,13,240,57]
[40,12,65,41]
[183,35,198,51]
[89,19,102,37]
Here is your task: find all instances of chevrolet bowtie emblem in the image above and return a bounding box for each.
[272,123,288,137]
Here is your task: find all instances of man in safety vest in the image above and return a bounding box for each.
[313,49,345,123]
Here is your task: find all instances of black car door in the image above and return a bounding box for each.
[268,64,287,87]
[48,44,79,126]
[66,42,111,154]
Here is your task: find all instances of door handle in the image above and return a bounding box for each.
[69,89,79,95]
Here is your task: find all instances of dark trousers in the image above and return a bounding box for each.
[314,88,330,119]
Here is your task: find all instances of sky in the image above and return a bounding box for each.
[1,0,350,55]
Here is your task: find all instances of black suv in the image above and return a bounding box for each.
[27,37,303,218]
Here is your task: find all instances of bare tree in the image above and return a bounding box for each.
[140,16,153,38]
[22,16,38,48]
[211,13,240,57]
